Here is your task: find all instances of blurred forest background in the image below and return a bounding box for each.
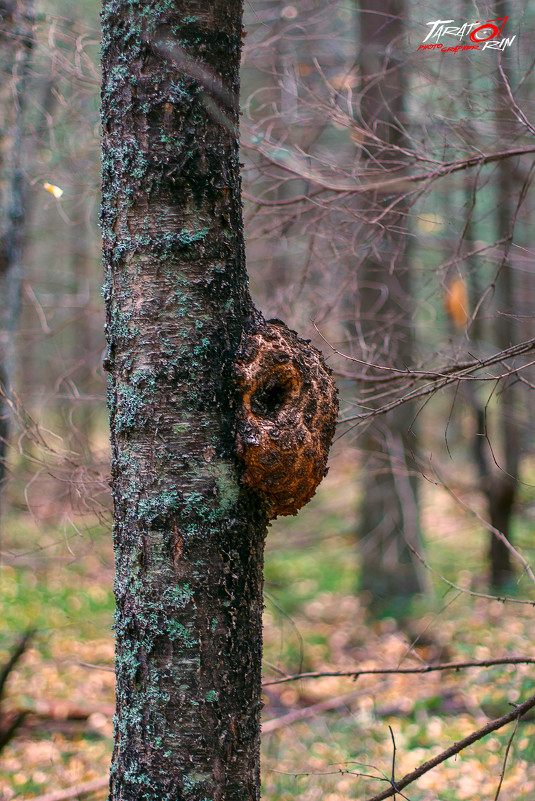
[2,0,535,799]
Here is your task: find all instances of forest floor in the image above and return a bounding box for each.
[1,449,535,801]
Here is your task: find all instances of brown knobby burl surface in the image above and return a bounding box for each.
[234,318,338,518]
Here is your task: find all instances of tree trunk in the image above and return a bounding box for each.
[354,0,424,611]
[454,3,517,589]
[68,197,95,454]
[0,0,34,520]
[101,2,337,799]
[486,0,518,588]
[101,3,269,799]
[468,0,518,590]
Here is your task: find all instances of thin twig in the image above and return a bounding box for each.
[432,469,535,586]
[262,690,369,734]
[20,776,109,801]
[406,539,535,605]
[262,656,535,686]
[362,693,535,801]
[336,339,535,426]
[262,659,291,677]
[389,726,397,800]
[493,715,520,801]
[79,661,115,673]
[246,139,535,195]
[318,329,535,385]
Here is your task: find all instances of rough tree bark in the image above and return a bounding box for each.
[0,0,34,520]
[101,2,337,799]
[354,0,424,610]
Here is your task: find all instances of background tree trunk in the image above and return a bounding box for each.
[0,0,34,522]
[101,2,270,798]
[485,0,519,588]
[354,0,424,611]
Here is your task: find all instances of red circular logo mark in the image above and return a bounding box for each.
[469,16,508,43]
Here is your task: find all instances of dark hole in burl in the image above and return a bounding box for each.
[251,376,292,417]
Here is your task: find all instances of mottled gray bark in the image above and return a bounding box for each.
[0,0,34,519]
[101,2,269,799]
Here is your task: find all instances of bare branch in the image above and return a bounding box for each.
[242,136,535,197]
[406,539,535,606]
[493,716,520,801]
[262,657,535,687]
[19,777,109,801]
[335,337,535,426]
[262,690,371,735]
[440,480,535,586]
[362,692,535,801]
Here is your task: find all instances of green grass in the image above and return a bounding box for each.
[1,565,114,640]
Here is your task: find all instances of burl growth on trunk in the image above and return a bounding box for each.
[234,319,338,518]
